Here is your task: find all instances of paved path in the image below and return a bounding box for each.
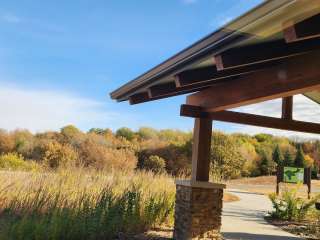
[221,190,303,240]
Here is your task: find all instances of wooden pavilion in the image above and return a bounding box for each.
[111,0,320,239]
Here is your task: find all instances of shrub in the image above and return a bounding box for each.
[44,141,78,168]
[143,155,166,173]
[78,136,137,171]
[116,127,135,141]
[269,187,317,221]
[0,152,38,171]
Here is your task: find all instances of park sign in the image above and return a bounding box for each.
[283,167,304,184]
[277,166,311,199]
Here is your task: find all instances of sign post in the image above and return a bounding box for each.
[276,166,311,199]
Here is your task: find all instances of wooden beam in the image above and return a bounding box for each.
[147,82,209,99]
[282,96,293,120]
[187,52,320,111]
[129,92,150,105]
[130,83,210,104]
[214,37,320,71]
[175,62,276,88]
[132,59,283,103]
[175,66,217,87]
[147,82,176,98]
[180,104,208,118]
[284,14,320,43]
[148,64,262,98]
[180,105,320,135]
[191,117,212,182]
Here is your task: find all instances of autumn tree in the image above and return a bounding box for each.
[137,127,158,140]
[60,125,84,145]
[116,127,135,141]
[0,130,15,154]
[12,130,34,156]
[304,155,314,168]
[210,132,245,180]
[44,141,78,168]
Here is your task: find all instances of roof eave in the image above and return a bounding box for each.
[110,0,296,101]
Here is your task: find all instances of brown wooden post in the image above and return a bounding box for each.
[282,96,293,120]
[304,168,312,199]
[173,115,224,240]
[191,117,212,182]
[276,166,283,196]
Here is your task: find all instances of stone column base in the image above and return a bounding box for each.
[173,180,226,240]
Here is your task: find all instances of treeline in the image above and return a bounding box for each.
[0,126,319,179]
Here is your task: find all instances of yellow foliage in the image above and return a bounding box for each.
[304,154,314,168]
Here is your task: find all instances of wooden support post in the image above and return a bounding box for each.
[191,118,212,182]
[282,96,293,120]
[276,166,283,196]
[304,168,312,199]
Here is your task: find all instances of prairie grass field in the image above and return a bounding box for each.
[0,126,319,238]
[0,169,176,240]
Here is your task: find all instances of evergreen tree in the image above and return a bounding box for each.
[259,153,273,175]
[294,145,305,167]
[283,150,294,167]
[272,145,283,166]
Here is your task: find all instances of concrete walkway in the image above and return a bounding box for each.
[221,190,303,240]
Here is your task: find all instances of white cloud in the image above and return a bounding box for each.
[225,95,320,139]
[0,84,118,133]
[1,13,21,23]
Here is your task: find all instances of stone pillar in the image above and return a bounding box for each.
[173,180,225,240]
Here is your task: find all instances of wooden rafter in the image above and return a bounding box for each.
[129,84,208,105]
[129,92,150,105]
[187,52,320,111]
[174,62,276,88]
[180,104,320,135]
[130,51,320,105]
[147,82,177,98]
[284,13,320,43]
[214,37,320,71]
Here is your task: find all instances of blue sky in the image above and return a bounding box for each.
[1,0,320,138]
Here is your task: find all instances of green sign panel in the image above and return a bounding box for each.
[283,167,304,183]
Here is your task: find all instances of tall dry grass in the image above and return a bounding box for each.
[0,169,175,239]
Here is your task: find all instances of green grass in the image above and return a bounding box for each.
[0,169,175,239]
